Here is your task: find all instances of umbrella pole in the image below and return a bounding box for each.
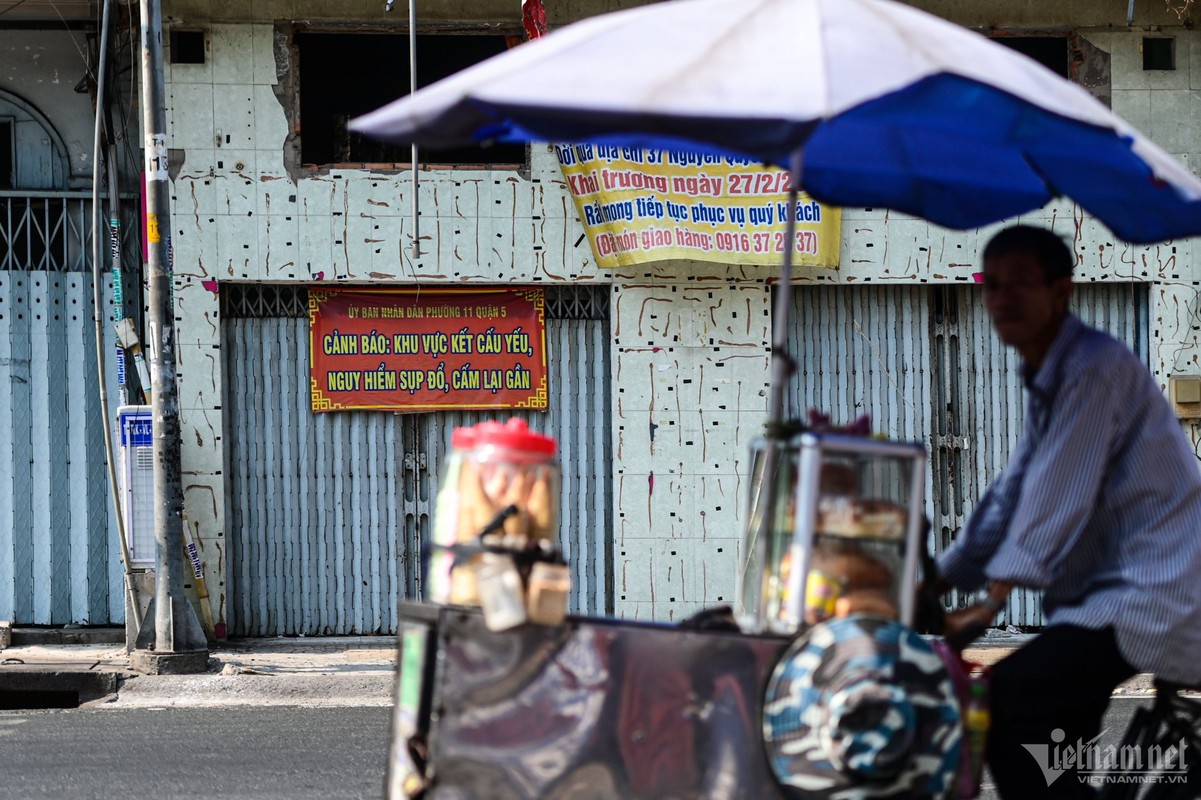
[745,149,804,631]
[767,149,803,429]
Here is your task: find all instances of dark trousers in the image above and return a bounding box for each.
[988,625,1136,800]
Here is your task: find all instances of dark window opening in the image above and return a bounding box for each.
[297,32,525,167]
[170,30,206,65]
[0,119,12,189]
[1143,37,1175,70]
[995,37,1070,78]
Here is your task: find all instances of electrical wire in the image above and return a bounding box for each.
[89,0,142,632]
[50,0,91,69]
[0,0,31,17]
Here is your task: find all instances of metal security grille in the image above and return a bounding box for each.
[545,284,609,320]
[792,282,1149,628]
[222,283,613,635]
[220,283,610,321]
[220,283,309,318]
[0,192,141,275]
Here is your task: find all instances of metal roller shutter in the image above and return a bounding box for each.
[222,284,613,635]
[0,194,132,626]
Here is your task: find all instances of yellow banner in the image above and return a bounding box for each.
[556,144,840,269]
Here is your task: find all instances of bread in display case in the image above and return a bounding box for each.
[736,432,926,635]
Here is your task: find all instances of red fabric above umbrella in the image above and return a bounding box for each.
[523,0,547,39]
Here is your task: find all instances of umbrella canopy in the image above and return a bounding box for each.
[352,0,1201,245]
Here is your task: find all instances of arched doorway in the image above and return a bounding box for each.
[0,89,70,190]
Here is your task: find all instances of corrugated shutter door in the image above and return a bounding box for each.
[223,286,612,636]
[0,271,121,625]
[225,316,418,637]
[790,284,932,444]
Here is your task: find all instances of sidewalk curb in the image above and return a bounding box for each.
[8,627,124,647]
[105,672,396,708]
[0,634,400,709]
[0,670,122,706]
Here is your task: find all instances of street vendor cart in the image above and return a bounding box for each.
[385,426,965,800]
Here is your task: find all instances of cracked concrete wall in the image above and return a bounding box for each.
[159,4,1201,628]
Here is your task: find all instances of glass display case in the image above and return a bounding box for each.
[736,432,926,634]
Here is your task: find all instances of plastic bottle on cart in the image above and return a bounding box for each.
[526,561,572,625]
[428,425,477,604]
[964,680,990,793]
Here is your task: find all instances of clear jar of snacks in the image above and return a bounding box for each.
[458,419,559,548]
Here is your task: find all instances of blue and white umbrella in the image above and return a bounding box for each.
[351,0,1201,246]
[353,0,1201,432]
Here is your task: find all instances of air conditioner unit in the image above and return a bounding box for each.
[116,405,156,565]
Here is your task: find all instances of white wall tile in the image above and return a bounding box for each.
[170,210,220,279]
[614,537,655,603]
[262,214,301,278]
[1112,88,1153,134]
[210,24,255,85]
[211,170,258,221]
[251,84,289,146]
[296,212,334,281]
[213,88,256,149]
[1112,32,1151,90]
[215,213,261,278]
[1150,89,1197,152]
[254,171,295,217]
[169,83,215,149]
[177,341,224,414]
[251,24,279,85]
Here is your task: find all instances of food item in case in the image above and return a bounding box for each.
[806,541,898,622]
[804,569,844,625]
[816,496,907,540]
[526,472,556,540]
[834,588,898,619]
[818,462,858,496]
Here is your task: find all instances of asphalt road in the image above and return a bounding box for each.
[0,696,1181,800]
[0,705,393,800]
[979,696,1163,800]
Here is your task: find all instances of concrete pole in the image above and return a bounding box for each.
[133,0,208,673]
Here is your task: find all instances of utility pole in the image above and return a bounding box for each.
[131,0,208,674]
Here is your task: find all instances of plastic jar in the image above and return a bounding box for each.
[458,418,559,547]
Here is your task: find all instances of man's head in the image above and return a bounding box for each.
[981,225,1074,367]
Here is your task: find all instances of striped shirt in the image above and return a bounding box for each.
[938,315,1201,684]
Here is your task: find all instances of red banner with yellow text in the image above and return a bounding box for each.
[309,288,548,412]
